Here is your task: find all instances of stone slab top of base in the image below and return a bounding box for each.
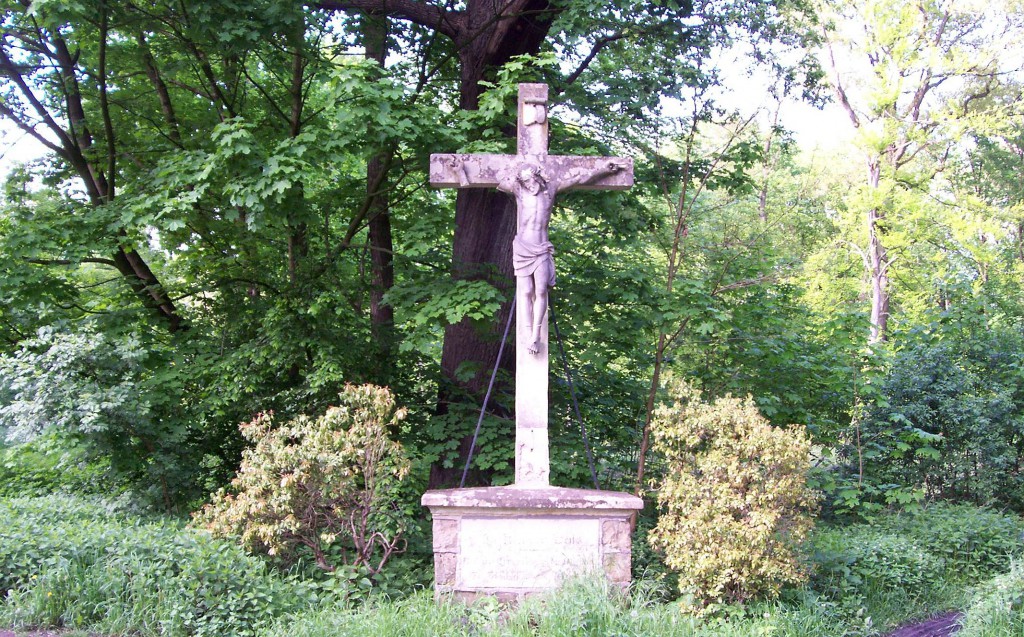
[421,485,643,510]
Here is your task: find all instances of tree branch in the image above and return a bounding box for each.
[0,45,76,153]
[312,0,462,39]
[25,257,119,267]
[98,4,117,202]
[239,62,291,124]
[823,28,860,129]
[185,41,238,118]
[0,101,64,155]
[712,272,781,294]
[137,31,183,148]
[838,239,870,274]
[51,36,93,152]
[560,31,626,89]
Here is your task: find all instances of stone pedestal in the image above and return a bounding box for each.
[421,486,643,601]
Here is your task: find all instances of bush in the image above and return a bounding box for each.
[0,434,110,498]
[811,529,943,605]
[809,504,1023,619]
[647,380,818,610]
[858,329,1024,511]
[193,384,412,574]
[875,503,1024,582]
[0,495,310,636]
[0,324,200,508]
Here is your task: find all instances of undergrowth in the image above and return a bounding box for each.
[0,495,313,636]
[807,502,1024,628]
[958,559,1024,637]
[1,495,1022,636]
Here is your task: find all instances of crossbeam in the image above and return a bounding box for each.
[430,154,633,191]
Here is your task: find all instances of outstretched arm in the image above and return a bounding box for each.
[496,166,517,194]
[556,160,624,192]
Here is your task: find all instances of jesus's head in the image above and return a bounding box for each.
[517,164,546,194]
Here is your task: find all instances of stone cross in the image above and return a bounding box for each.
[430,83,633,487]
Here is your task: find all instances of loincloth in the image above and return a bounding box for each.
[512,236,556,287]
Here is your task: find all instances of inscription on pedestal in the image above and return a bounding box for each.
[458,517,599,589]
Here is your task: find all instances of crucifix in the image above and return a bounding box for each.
[430,83,633,487]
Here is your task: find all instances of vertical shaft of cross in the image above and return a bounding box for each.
[428,83,633,489]
[518,83,548,156]
[514,83,551,486]
[514,315,550,485]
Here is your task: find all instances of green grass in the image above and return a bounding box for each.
[958,560,1024,637]
[2,495,1022,637]
[0,495,312,636]
[263,577,858,637]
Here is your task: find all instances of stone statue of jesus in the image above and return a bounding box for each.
[447,155,624,353]
[497,160,625,354]
[431,83,634,486]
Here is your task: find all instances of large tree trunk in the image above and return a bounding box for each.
[430,0,556,488]
[431,188,519,487]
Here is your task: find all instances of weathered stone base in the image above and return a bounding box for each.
[421,486,643,601]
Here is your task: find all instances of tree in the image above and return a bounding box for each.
[819,0,1024,343]
[0,0,822,503]
[0,0,187,331]
[852,304,1024,511]
[631,86,854,493]
[315,5,557,477]
[0,0,431,502]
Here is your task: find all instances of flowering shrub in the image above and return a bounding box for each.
[648,380,818,610]
[193,384,411,573]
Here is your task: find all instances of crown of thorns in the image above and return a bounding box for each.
[517,164,546,184]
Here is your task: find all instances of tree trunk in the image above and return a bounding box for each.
[1017,221,1024,263]
[866,158,890,344]
[757,103,781,223]
[287,17,309,285]
[363,10,397,384]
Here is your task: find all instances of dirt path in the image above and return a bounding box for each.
[883,612,963,637]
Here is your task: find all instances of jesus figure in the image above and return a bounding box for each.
[496,160,624,354]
